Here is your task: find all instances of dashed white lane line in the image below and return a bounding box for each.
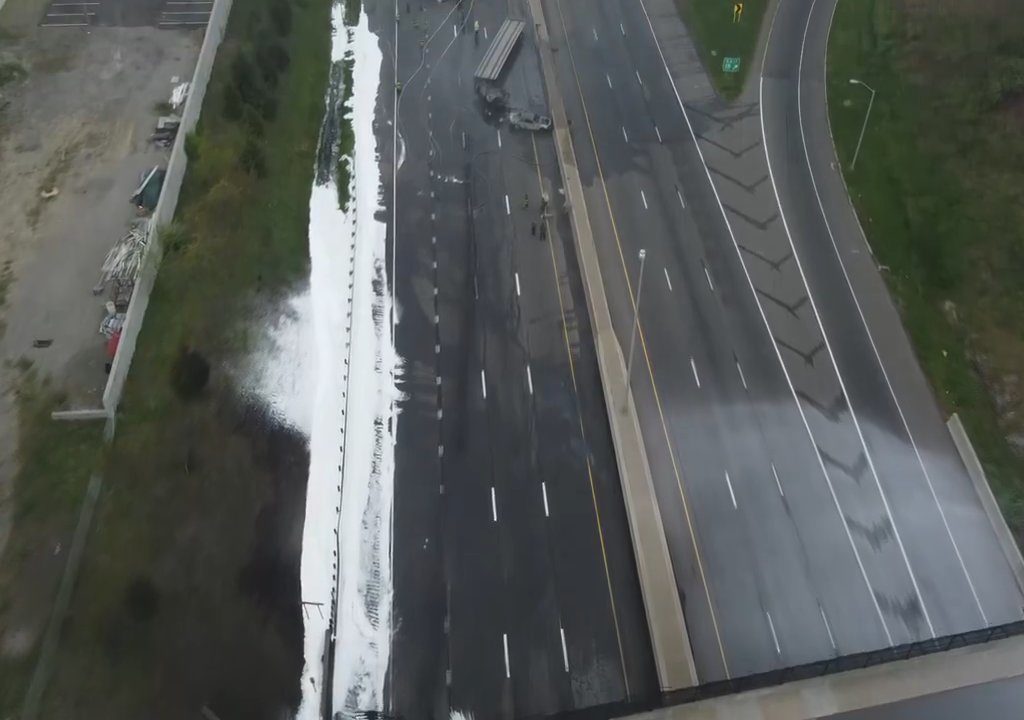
[497,128,502,148]
[820,605,837,650]
[592,27,598,41]
[515,272,521,296]
[640,189,648,209]
[483,25,488,39]
[526,364,534,395]
[736,359,748,390]
[606,73,613,89]
[724,471,737,509]
[504,194,510,215]
[654,124,663,143]
[503,633,511,678]
[635,69,643,86]
[559,627,569,671]
[663,268,672,292]
[453,23,457,39]
[622,125,629,143]
[676,186,686,209]
[703,261,714,291]
[766,611,782,655]
[620,22,626,36]
[491,486,498,522]
[690,357,700,388]
[541,481,550,517]
[461,131,466,149]
[481,369,487,399]
[771,462,784,497]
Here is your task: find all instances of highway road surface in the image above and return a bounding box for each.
[369,0,657,718]
[541,0,1024,686]
[821,675,1024,720]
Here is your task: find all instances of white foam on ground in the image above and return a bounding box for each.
[294,4,397,718]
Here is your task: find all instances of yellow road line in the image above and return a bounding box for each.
[531,134,631,697]
[553,0,730,679]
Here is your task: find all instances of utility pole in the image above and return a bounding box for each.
[848,78,876,171]
[624,249,646,409]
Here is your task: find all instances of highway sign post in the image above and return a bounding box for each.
[723,57,741,73]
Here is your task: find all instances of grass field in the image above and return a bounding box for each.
[0,0,333,713]
[675,0,768,99]
[827,0,1024,537]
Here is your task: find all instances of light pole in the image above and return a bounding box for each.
[624,249,647,408]
[848,78,875,171]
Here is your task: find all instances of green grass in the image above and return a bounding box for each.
[676,0,768,99]
[0,0,334,714]
[827,0,1024,536]
[0,371,104,712]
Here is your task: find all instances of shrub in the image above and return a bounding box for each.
[184,131,201,162]
[270,0,292,36]
[241,137,268,178]
[170,346,210,400]
[222,82,243,120]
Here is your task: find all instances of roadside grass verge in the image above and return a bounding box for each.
[675,0,767,99]
[0,370,103,712]
[827,0,1024,535]
[0,0,332,715]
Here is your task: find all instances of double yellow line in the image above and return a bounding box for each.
[552,0,731,679]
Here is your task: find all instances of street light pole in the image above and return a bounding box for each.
[624,249,647,409]
[848,78,876,171]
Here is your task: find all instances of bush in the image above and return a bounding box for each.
[170,346,210,400]
[242,104,265,138]
[222,82,243,120]
[241,137,268,178]
[184,131,201,162]
[270,0,292,36]
[259,94,278,121]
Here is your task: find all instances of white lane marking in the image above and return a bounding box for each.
[481,369,487,399]
[635,69,643,86]
[820,605,837,650]
[640,189,648,209]
[766,611,781,655]
[462,131,466,149]
[41,21,89,25]
[676,186,686,209]
[736,360,748,390]
[52,2,99,4]
[757,6,937,638]
[474,275,479,299]
[526,365,534,395]
[606,73,613,89]
[703,262,715,291]
[593,27,598,41]
[483,26,488,39]
[724,471,737,509]
[771,462,784,497]
[541,482,550,517]
[453,24,457,39]
[620,22,626,36]
[504,194,510,215]
[690,357,700,388]
[622,125,629,143]
[559,627,569,671]
[655,124,663,143]
[497,129,502,148]
[503,633,510,677]
[638,0,894,646]
[491,486,498,522]
[798,0,987,628]
[663,268,673,292]
[515,272,521,296]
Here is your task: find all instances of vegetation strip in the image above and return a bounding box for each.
[675,0,768,99]
[827,0,1024,535]
[0,0,333,713]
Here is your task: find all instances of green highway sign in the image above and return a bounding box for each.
[723,57,741,73]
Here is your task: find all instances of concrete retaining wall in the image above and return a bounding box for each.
[101,0,234,415]
[947,413,1024,597]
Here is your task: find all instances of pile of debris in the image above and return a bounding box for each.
[95,221,150,365]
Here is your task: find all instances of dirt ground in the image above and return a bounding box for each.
[0,0,201,626]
